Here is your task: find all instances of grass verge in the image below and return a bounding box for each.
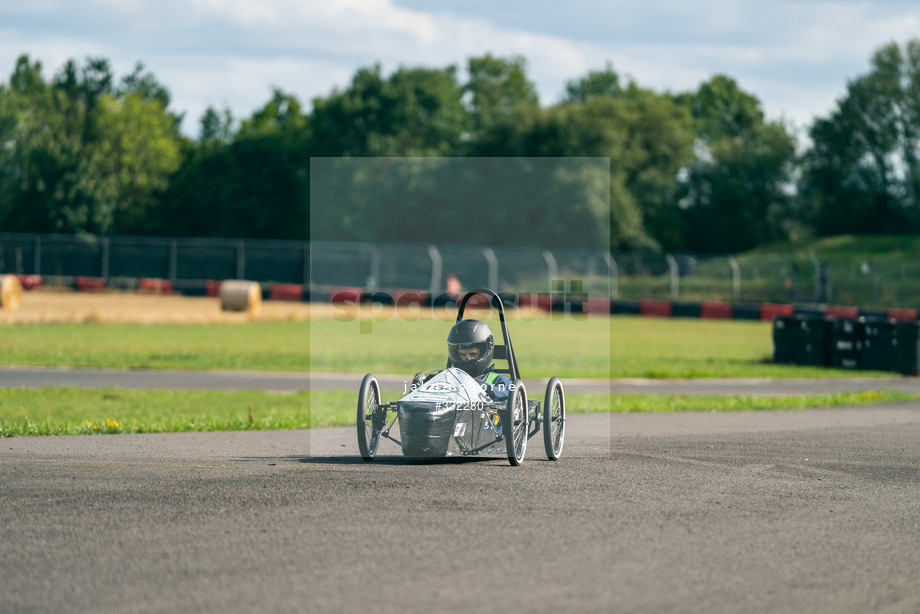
[0,315,898,378]
[0,388,310,436]
[1,388,916,437]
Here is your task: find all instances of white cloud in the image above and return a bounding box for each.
[2,0,920,135]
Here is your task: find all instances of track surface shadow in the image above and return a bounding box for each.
[234,454,511,466]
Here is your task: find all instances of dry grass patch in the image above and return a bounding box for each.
[0,290,561,325]
[0,288,320,324]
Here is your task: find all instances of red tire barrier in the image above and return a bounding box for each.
[700,301,733,319]
[760,302,793,321]
[583,297,612,314]
[138,278,174,295]
[205,280,223,297]
[14,275,43,290]
[535,294,554,312]
[75,276,106,292]
[516,293,538,310]
[886,308,917,321]
[270,283,304,302]
[330,286,362,304]
[639,299,673,317]
[825,305,859,319]
[394,290,428,308]
[464,294,494,310]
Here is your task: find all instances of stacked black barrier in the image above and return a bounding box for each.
[611,299,641,315]
[875,319,920,375]
[731,302,762,320]
[897,322,920,375]
[773,315,830,366]
[672,302,701,318]
[774,314,920,375]
[830,318,863,370]
[861,318,897,372]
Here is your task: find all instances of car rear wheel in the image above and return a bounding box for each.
[542,377,565,460]
[357,374,381,461]
[505,379,528,466]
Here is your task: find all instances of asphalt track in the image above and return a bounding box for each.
[3,369,920,613]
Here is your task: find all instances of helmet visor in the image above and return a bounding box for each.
[448,341,489,365]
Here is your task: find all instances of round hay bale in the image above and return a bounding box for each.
[0,275,23,310]
[219,280,262,316]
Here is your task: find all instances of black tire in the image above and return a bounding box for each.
[542,377,565,460]
[505,379,528,466]
[357,374,381,461]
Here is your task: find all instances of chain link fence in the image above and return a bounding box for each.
[614,252,920,308]
[307,241,611,297]
[1,232,918,307]
[0,233,310,292]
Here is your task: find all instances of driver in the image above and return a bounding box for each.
[446,319,512,401]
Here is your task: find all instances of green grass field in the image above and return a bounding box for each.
[1,387,914,437]
[0,312,909,436]
[0,313,891,378]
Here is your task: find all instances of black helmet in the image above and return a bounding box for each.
[447,319,494,377]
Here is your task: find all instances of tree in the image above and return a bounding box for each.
[90,92,184,233]
[152,89,309,239]
[563,62,622,103]
[119,62,171,108]
[0,55,104,233]
[802,39,920,235]
[309,156,611,249]
[472,72,694,250]
[198,105,234,146]
[309,64,470,156]
[0,55,184,235]
[615,84,696,250]
[676,75,798,253]
[238,88,306,137]
[465,54,539,134]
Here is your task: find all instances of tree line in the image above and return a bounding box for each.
[1,40,919,253]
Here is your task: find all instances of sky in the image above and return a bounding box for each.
[2,0,919,138]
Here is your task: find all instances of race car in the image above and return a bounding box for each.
[356,288,566,466]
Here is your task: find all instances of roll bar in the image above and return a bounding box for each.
[450,288,520,381]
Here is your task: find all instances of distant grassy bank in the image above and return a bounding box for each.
[746,234,920,259]
[616,234,920,307]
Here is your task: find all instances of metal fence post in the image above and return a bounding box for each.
[368,246,380,290]
[872,263,880,301]
[543,250,557,293]
[101,238,109,279]
[483,248,498,291]
[728,256,740,301]
[808,252,821,302]
[169,240,178,283]
[33,236,41,275]
[665,254,679,298]
[605,252,618,299]
[236,241,245,280]
[428,245,442,295]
